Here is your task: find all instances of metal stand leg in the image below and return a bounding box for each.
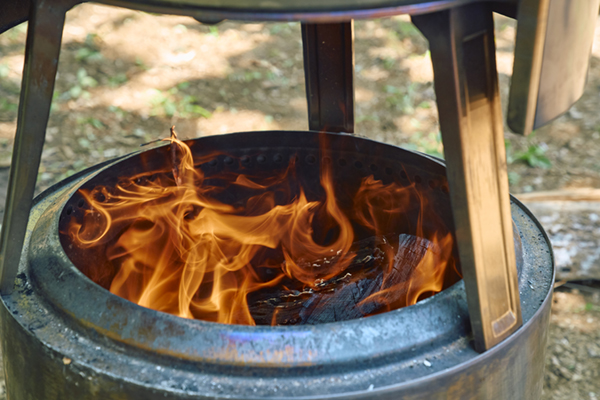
[412,4,522,352]
[0,1,69,294]
[301,21,355,133]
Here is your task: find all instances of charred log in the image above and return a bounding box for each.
[248,234,436,325]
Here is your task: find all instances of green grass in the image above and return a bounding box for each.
[385,84,419,114]
[511,145,552,169]
[405,131,444,159]
[585,303,600,312]
[77,117,105,129]
[228,70,263,83]
[149,86,212,119]
[506,137,552,169]
[75,34,103,62]
[208,26,219,38]
[67,68,98,99]
[0,98,17,113]
[108,105,126,119]
[108,73,128,88]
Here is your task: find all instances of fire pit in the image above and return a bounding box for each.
[4,0,597,397]
[4,130,551,399]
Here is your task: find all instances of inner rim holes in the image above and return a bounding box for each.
[65,197,85,217]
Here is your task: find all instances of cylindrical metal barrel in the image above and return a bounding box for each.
[0,132,554,399]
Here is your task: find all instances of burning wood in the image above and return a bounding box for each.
[249,236,390,325]
[65,129,457,326]
[249,234,438,325]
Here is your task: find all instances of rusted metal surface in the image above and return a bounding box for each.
[508,0,600,135]
[0,131,553,399]
[302,22,355,133]
[0,0,80,295]
[412,4,522,352]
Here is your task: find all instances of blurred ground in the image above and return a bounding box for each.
[545,286,600,400]
[0,4,599,399]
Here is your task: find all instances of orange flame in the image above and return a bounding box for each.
[65,132,458,325]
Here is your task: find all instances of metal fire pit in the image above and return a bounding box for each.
[3,0,596,397]
[1,131,553,399]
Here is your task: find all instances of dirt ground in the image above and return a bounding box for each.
[0,4,599,399]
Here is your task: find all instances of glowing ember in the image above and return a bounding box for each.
[64,129,459,325]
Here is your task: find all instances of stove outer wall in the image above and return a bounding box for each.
[0,302,183,400]
[0,291,551,400]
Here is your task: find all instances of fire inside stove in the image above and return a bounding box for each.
[61,130,460,326]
